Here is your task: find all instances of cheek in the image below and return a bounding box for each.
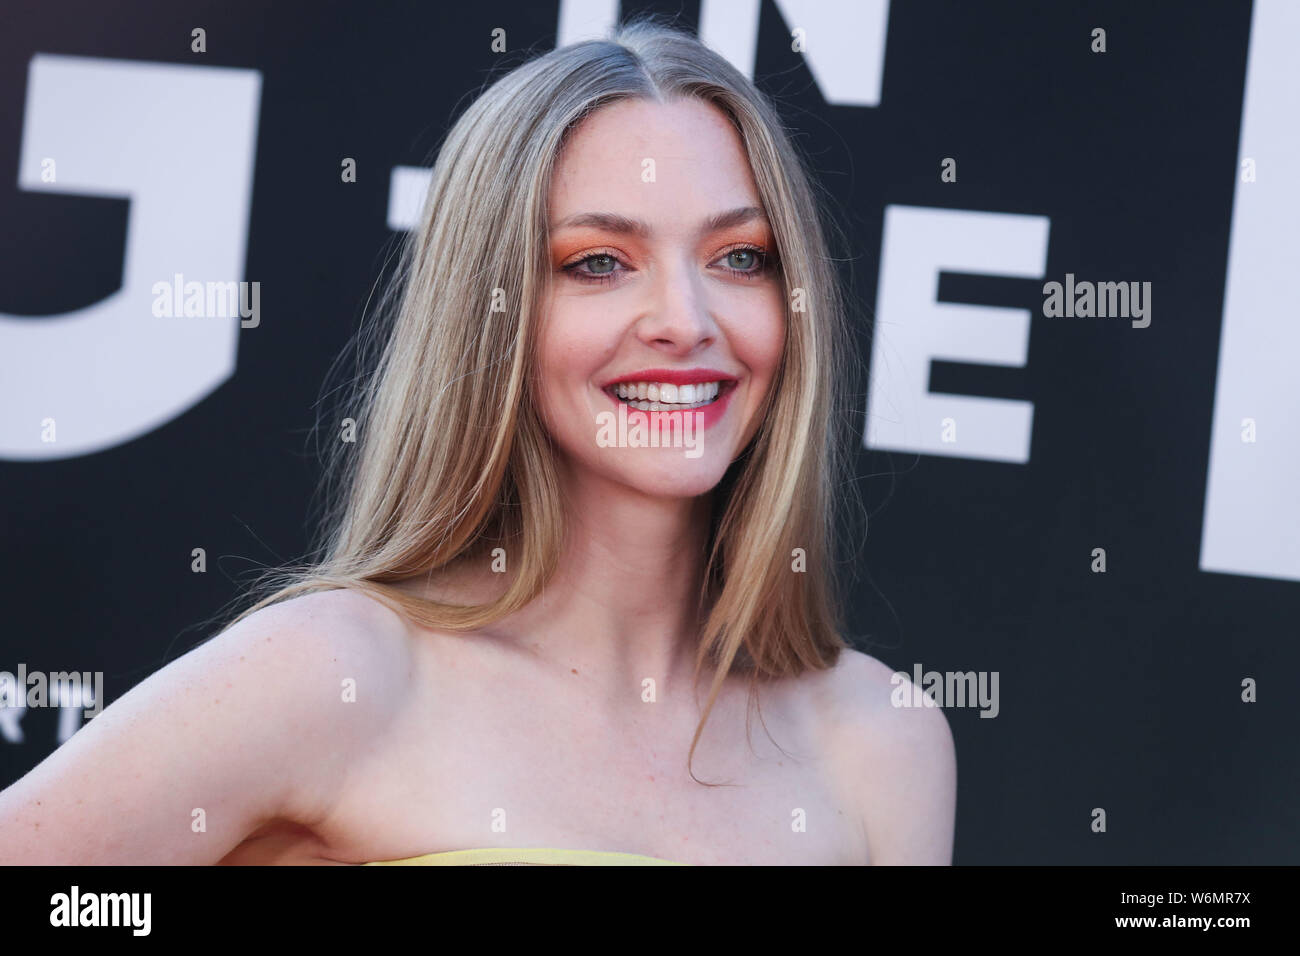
[534,301,616,430]
[732,292,786,394]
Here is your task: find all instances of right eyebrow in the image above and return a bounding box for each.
[551,211,651,237]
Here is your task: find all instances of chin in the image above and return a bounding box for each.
[624,463,728,502]
[612,455,730,500]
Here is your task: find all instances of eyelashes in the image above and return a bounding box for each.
[560,244,776,286]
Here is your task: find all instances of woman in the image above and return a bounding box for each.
[0,17,954,865]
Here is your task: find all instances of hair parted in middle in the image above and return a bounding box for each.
[222,15,858,781]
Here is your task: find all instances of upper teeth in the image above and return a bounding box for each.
[613,381,721,409]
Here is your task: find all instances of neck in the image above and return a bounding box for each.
[497,460,716,699]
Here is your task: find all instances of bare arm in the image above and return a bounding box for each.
[0,589,411,864]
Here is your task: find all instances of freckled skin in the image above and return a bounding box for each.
[0,98,953,867]
[538,98,786,500]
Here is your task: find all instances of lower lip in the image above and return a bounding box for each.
[603,383,736,431]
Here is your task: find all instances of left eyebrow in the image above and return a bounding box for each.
[551,205,768,237]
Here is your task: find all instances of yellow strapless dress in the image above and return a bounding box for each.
[366,847,687,866]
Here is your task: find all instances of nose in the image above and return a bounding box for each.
[633,259,718,355]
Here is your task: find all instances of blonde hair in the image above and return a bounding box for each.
[219,15,855,780]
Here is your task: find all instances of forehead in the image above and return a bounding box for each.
[549,97,763,220]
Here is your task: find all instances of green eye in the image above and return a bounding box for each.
[728,249,756,270]
[587,254,616,274]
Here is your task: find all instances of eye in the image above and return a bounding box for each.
[582,253,618,275]
[726,249,758,270]
[714,244,771,280]
[562,251,627,284]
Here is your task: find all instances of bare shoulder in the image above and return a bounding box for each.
[816,646,957,865]
[223,586,416,693]
[0,585,416,863]
[208,586,418,794]
[209,587,418,767]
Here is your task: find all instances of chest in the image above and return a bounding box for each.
[335,697,863,863]
[322,656,868,865]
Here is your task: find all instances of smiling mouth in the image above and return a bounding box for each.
[605,380,734,411]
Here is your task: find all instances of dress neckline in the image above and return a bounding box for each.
[365,846,688,866]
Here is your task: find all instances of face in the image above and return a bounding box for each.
[536,97,785,500]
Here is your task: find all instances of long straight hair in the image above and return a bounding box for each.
[219,16,854,780]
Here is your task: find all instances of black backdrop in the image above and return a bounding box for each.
[2,0,1295,864]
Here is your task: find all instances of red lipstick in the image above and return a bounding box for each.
[600,368,738,388]
[599,368,739,431]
